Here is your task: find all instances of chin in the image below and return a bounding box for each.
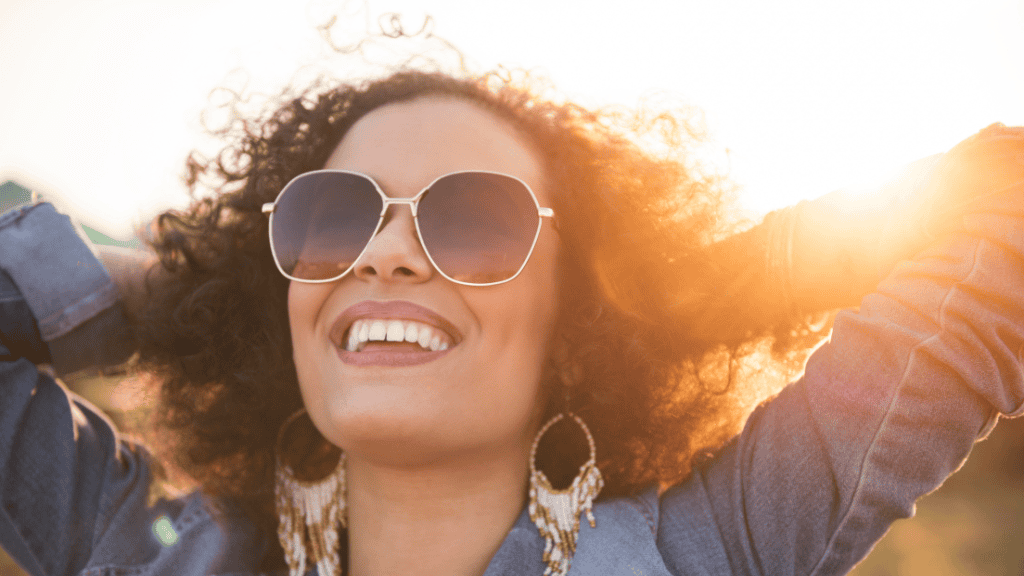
[318,389,457,462]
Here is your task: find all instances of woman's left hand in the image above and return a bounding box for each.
[788,123,1024,312]
[95,244,158,328]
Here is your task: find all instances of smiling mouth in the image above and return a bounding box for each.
[330,301,461,367]
[335,317,458,367]
[343,318,455,353]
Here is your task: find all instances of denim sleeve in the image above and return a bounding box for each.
[0,203,134,375]
[0,203,263,576]
[656,161,1024,571]
[0,203,144,575]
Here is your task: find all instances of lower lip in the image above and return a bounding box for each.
[334,344,454,366]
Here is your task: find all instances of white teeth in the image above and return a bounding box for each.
[386,320,404,342]
[347,327,359,352]
[368,321,387,341]
[344,318,453,353]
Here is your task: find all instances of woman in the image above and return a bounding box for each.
[0,65,1021,575]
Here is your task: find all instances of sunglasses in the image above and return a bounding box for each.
[262,170,556,286]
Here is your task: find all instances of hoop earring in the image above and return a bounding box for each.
[528,412,604,576]
[275,408,347,576]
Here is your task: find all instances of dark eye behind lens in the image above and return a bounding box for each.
[417,172,539,284]
[272,172,383,280]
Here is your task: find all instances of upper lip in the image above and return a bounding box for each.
[329,300,463,347]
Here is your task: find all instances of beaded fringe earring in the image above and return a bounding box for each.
[528,412,604,576]
[275,408,347,576]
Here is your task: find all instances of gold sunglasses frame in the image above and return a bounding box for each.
[262,169,556,286]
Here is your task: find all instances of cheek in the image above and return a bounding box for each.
[287,282,334,370]
[287,283,311,340]
[288,281,336,325]
[469,242,561,386]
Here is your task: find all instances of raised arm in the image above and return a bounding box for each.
[0,203,256,576]
[656,124,1024,575]
[0,203,142,575]
[689,123,1023,345]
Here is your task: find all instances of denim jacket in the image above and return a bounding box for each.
[1,127,1022,576]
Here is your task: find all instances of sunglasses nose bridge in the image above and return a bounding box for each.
[353,196,435,284]
[371,198,426,257]
[381,197,420,218]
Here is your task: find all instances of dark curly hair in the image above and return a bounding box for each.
[135,62,829,566]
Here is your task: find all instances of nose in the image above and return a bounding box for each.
[352,205,434,284]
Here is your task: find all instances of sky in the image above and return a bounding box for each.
[1,0,1022,238]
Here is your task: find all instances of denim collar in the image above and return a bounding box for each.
[482,484,671,576]
[481,504,548,575]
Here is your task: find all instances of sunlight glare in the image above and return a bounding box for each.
[1,0,1021,236]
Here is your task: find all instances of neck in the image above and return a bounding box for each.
[344,445,531,576]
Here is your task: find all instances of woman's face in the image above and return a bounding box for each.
[288,96,560,466]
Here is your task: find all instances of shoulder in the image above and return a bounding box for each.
[569,485,680,575]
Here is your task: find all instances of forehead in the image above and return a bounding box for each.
[324,96,547,202]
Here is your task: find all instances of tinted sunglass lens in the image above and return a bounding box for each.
[417,173,540,284]
[271,172,382,281]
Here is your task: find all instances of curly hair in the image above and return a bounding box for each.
[134,64,829,562]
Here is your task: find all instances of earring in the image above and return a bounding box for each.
[528,412,604,576]
[275,408,347,576]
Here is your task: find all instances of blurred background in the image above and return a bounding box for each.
[3,0,1023,235]
[2,0,1023,574]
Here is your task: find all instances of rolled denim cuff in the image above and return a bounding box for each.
[0,203,119,342]
[0,267,49,364]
